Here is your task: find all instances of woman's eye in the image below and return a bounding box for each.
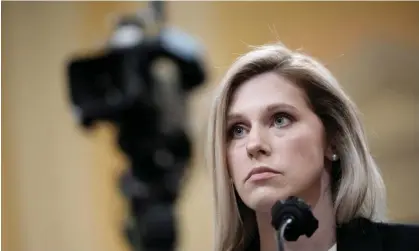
[230,125,246,138]
[273,114,292,128]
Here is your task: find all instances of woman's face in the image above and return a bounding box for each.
[226,71,332,213]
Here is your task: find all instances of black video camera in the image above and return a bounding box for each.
[66,2,207,251]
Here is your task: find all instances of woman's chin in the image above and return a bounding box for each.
[244,187,292,213]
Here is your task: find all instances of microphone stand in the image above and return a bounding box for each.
[277,218,293,251]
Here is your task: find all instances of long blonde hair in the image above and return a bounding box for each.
[206,43,386,251]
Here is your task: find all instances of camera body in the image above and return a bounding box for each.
[68,19,205,128]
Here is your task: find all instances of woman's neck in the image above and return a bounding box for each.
[256,182,336,251]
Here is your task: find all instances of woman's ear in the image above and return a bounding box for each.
[326,146,339,162]
[325,136,339,162]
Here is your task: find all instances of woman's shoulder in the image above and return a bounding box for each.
[371,218,419,249]
[350,216,419,235]
[337,217,419,251]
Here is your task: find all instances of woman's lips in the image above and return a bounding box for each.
[248,171,279,181]
[246,166,280,182]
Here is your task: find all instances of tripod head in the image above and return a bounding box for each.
[66,2,207,251]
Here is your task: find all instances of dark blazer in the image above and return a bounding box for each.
[246,217,419,251]
[337,217,419,251]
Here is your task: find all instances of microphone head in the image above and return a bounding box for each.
[271,196,319,241]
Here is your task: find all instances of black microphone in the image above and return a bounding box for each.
[271,196,319,251]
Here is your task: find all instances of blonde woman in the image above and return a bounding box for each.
[207,43,419,251]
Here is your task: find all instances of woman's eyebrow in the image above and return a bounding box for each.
[226,103,298,122]
[226,113,244,123]
[265,103,298,113]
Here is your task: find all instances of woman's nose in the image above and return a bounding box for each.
[246,127,271,158]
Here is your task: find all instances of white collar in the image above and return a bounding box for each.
[328,243,337,251]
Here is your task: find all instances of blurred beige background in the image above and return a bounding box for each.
[2,2,419,251]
